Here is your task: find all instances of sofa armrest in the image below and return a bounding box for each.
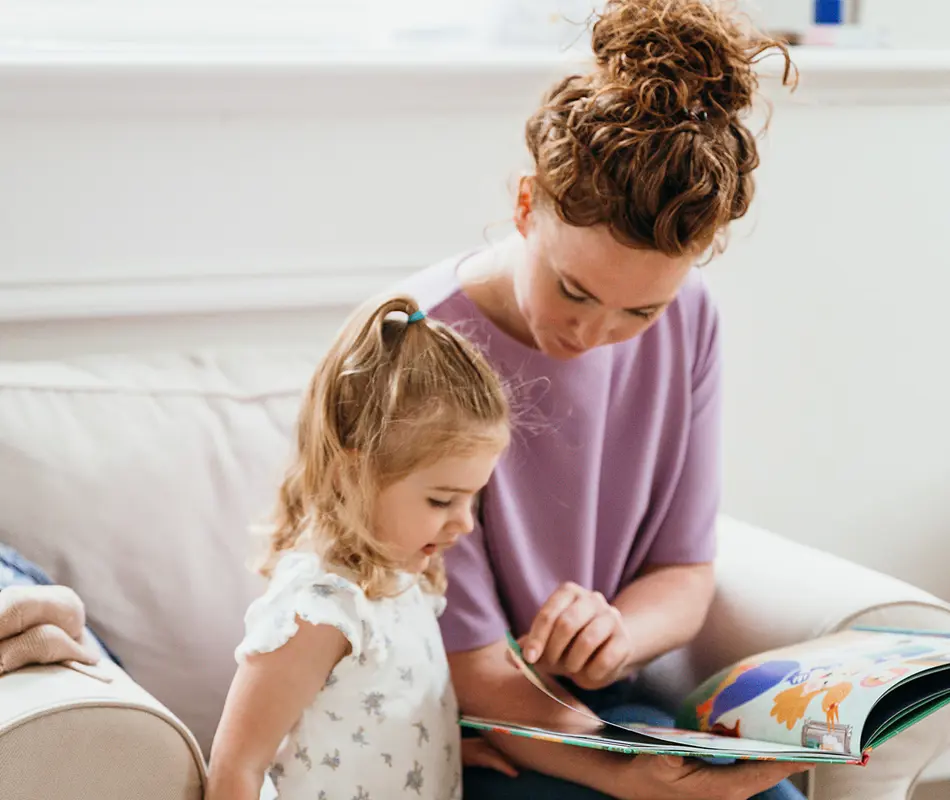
[642,514,950,700]
[639,514,950,800]
[0,658,206,800]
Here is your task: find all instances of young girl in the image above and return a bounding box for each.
[207,295,510,800]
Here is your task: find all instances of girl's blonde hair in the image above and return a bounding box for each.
[259,294,509,598]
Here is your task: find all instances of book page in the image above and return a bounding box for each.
[679,629,950,757]
[461,716,858,763]
[491,632,849,760]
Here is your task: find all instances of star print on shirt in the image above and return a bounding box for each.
[321,749,341,770]
[412,721,429,746]
[449,769,461,799]
[294,744,312,770]
[404,761,424,795]
[361,691,385,719]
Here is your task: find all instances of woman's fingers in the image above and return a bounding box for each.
[522,582,584,664]
[647,754,811,799]
[561,610,615,675]
[523,584,632,686]
[573,606,632,687]
[542,596,600,667]
[709,760,812,797]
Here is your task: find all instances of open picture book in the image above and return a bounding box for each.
[460,627,950,765]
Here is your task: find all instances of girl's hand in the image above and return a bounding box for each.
[461,736,519,778]
[521,582,636,691]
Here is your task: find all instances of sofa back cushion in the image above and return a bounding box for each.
[0,350,316,753]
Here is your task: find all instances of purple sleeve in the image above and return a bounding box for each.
[438,518,509,653]
[644,295,722,565]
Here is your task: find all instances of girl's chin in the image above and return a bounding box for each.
[403,552,431,573]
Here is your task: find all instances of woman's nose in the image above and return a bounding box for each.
[579,315,610,348]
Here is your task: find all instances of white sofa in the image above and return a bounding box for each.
[0,349,948,800]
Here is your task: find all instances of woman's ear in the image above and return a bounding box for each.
[514,175,535,237]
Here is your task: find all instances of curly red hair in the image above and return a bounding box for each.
[526,0,796,257]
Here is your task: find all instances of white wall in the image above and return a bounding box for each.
[708,97,950,600]
[1,48,949,603]
[847,0,950,48]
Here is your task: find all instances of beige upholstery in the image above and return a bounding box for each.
[0,350,946,799]
[0,351,315,752]
[0,659,204,800]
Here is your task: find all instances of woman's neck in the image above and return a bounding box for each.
[458,234,537,348]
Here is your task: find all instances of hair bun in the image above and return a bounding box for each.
[590,0,790,123]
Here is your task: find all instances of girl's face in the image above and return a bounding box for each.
[512,179,697,360]
[371,435,504,573]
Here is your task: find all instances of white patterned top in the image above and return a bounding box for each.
[236,551,462,800]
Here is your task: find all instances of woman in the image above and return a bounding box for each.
[403,1,803,797]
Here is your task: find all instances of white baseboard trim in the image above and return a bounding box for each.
[0,270,414,323]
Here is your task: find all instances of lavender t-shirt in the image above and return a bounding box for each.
[401,255,721,654]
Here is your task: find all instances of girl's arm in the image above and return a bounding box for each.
[206,618,349,800]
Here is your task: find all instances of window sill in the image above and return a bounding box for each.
[1,45,949,113]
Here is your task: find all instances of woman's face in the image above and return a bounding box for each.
[512,181,697,360]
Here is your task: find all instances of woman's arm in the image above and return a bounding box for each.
[450,638,655,798]
[451,638,809,800]
[612,561,715,667]
[206,619,349,800]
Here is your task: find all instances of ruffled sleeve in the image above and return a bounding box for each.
[235,552,386,665]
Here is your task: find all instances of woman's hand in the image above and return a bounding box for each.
[461,736,519,778]
[614,754,811,800]
[521,582,636,691]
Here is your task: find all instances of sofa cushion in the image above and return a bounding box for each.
[0,350,317,753]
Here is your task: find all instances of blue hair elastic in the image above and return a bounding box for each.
[407,310,426,323]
